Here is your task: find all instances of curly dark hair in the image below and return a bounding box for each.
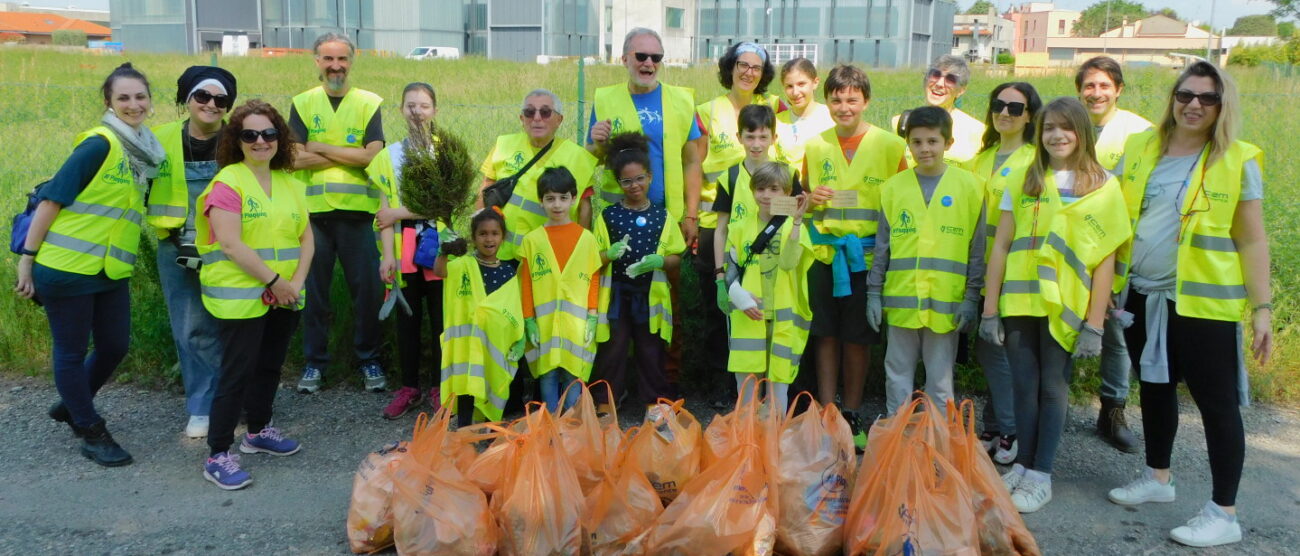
[717,43,775,96]
[605,132,652,178]
[216,99,295,170]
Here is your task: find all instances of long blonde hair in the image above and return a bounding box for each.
[1157,61,1240,167]
[1023,97,1108,198]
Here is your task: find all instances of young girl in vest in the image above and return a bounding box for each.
[981,97,1131,513]
[16,63,165,467]
[965,81,1042,464]
[196,100,313,490]
[773,57,834,169]
[433,208,523,427]
[519,167,602,413]
[867,106,986,416]
[1105,62,1270,548]
[723,161,813,415]
[712,104,779,317]
[593,133,685,409]
[373,82,447,420]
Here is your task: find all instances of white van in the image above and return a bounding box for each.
[406,46,461,60]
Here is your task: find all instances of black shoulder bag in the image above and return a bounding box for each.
[481,139,554,210]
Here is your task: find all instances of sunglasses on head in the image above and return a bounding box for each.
[990,99,1027,117]
[927,69,959,87]
[522,107,554,120]
[190,90,231,109]
[239,128,279,144]
[1173,89,1221,107]
[633,52,664,63]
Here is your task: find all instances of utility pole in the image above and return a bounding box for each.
[1103,0,1111,53]
[1206,0,1216,61]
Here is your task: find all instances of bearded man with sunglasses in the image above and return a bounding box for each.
[286,33,389,395]
[478,89,598,261]
[891,55,985,164]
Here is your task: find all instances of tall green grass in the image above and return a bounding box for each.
[1,47,1296,402]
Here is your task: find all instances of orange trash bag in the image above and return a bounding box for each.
[646,389,779,556]
[625,398,702,504]
[583,427,664,556]
[390,410,498,556]
[558,380,622,495]
[947,400,1041,556]
[345,440,408,553]
[492,407,587,556]
[775,393,856,556]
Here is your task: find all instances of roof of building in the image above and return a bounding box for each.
[0,11,111,36]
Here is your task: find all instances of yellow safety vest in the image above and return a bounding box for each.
[520,227,602,380]
[291,86,383,213]
[146,118,189,233]
[483,133,597,259]
[195,163,309,319]
[1094,108,1152,171]
[880,167,984,333]
[593,207,686,344]
[724,214,814,384]
[774,102,834,169]
[802,125,906,262]
[591,83,695,218]
[1037,177,1130,351]
[1000,171,1066,318]
[366,140,452,289]
[439,256,524,422]
[718,162,758,235]
[696,93,775,229]
[965,144,1036,265]
[36,127,143,280]
[893,108,986,165]
[1116,131,1260,321]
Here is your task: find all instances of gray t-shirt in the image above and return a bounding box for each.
[993,152,1012,173]
[916,172,943,205]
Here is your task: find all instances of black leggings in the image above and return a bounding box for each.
[1125,291,1244,507]
[396,272,443,389]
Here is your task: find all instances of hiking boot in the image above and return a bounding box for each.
[844,410,868,453]
[993,435,1018,465]
[297,366,323,394]
[185,415,210,439]
[76,421,133,467]
[1108,468,1176,506]
[48,401,81,437]
[360,362,387,392]
[1170,501,1242,548]
[239,426,301,456]
[1098,396,1138,453]
[382,386,424,420]
[204,451,252,490]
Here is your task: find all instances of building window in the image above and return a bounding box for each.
[1058,19,1065,34]
[666,7,685,29]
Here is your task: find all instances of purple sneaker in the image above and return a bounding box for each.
[239,426,301,456]
[204,452,252,490]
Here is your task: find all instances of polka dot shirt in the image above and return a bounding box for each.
[602,203,667,288]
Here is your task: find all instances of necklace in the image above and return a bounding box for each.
[474,251,500,267]
[622,198,651,211]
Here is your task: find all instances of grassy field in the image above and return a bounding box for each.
[1,47,1297,403]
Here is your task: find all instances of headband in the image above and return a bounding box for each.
[734,42,768,63]
[188,78,227,100]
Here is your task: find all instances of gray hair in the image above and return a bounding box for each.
[522,89,563,116]
[313,32,355,56]
[622,27,663,55]
[928,54,970,88]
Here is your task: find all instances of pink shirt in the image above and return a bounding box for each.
[202,181,242,242]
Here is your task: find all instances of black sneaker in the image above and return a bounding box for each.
[48,401,81,437]
[76,421,133,467]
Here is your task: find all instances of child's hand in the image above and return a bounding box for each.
[508,338,525,360]
[866,291,883,332]
[791,193,810,221]
[379,257,396,284]
[375,208,402,230]
[605,234,632,261]
[525,317,540,346]
[625,254,664,277]
[810,186,834,206]
[744,301,763,321]
[715,279,730,314]
[441,238,468,257]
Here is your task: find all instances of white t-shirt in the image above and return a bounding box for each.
[998,169,1079,211]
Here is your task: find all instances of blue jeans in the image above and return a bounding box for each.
[976,335,1017,436]
[538,369,581,413]
[156,238,223,416]
[41,281,131,428]
[1098,316,1132,400]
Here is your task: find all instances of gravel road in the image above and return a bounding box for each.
[1,373,1297,555]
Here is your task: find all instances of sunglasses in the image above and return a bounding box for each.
[990,99,1027,117]
[239,128,280,144]
[1173,89,1222,107]
[522,107,554,120]
[190,90,232,109]
[633,52,664,63]
[927,69,959,87]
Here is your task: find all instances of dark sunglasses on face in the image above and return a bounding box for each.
[239,128,279,144]
[190,90,232,109]
[927,68,959,87]
[633,52,664,63]
[1174,89,1222,107]
[522,107,554,120]
[990,99,1027,117]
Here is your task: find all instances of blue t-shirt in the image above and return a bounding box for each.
[588,84,702,204]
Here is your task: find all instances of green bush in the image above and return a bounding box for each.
[996,52,1014,65]
[51,30,87,47]
[1229,44,1287,67]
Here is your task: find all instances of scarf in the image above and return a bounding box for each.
[101,111,166,188]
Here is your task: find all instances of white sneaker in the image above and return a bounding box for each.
[1011,474,1052,513]
[185,415,209,438]
[1170,501,1242,548]
[993,436,1018,465]
[1001,463,1026,493]
[1108,468,1176,506]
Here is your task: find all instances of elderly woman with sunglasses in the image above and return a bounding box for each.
[147,65,238,439]
[1103,62,1270,548]
[892,54,986,164]
[477,89,598,260]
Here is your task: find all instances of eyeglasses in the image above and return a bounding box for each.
[735,60,763,75]
[990,99,1027,117]
[239,128,279,144]
[522,107,554,120]
[191,90,231,109]
[616,173,651,188]
[633,52,664,63]
[927,69,959,87]
[1173,89,1221,107]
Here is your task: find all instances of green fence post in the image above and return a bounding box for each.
[577,56,586,144]
[210,52,218,67]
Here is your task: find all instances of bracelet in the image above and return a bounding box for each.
[266,274,281,288]
[1253,303,1273,313]
[19,247,38,257]
[683,215,698,221]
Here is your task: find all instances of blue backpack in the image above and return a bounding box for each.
[9,181,47,255]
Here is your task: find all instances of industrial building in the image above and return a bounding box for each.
[108,0,262,54]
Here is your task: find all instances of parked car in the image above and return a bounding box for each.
[406,46,461,60]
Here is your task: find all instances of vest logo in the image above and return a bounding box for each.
[892,209,917,236]
[1204,189,1230,203]
[940,225,966,236]
[458,272,472,297]
[818,159,836,185]
[243,196,267,221]
[309,113,324,135]
[863,176,884,186]
[733,202,747,222]
[1019,195,1037,209]
[1000,166,1011,177]
[1084,214,1107,238]
[611,117,625,133]
[346,127,365,145]
[102,158,133,185]
[530,252,551,280]
[711,131,734,153]
[157,158,172,178]
[504,151,526,174]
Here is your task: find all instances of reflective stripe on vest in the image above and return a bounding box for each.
[725,213,814,384]
[967,144,1035,272]
[1000,177,1063,318]
[593,207,686,344]
[291,86,383,213]
[802,126,906,262]
[440,256,523,422]
[521,227,602,380]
